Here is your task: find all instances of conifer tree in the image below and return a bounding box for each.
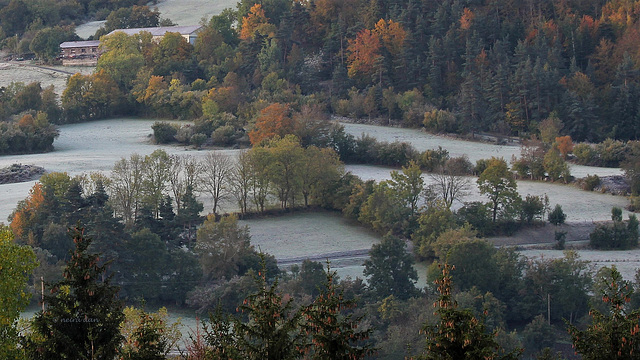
[303,265,375,360]
[568,266,640,360]
[24,226,124,360]
[418,264,521,360]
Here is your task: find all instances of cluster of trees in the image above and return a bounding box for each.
[45,0,640,141]
[7,221,640,359]
[0,82,61,154]
[0,0,153,56]
[590,206,639,250]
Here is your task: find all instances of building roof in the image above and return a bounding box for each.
[106,25,202,37]
[60,40,100,48]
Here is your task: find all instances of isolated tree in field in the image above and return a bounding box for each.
[201,152,233,214]
[110,153,144,226]
[0,226,37,359]
[568,266,640,360]
[389,160,424,216]
[429,166,471,210]
[419,264,521,360]
[24,226,124,360]
[363,234,418,300]
[548,204,566,225]
[300,146,343,207]
[142,149,171,218]
[303,265,375,360]
[477,157,519,223]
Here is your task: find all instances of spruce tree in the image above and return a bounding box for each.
[419,264,521,360]
[24,226,124,360]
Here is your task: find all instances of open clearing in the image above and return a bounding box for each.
[75,0,238,39]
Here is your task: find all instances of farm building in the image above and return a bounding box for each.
[59,40,101,66]
[105,25,203,44]
[59,25,202,66]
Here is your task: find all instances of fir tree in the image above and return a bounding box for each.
[24,226,124,360]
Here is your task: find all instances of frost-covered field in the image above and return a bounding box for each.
[342,122,623,178]
[519,249,640,281]
[0,118,236,222]
[75,0,239,39]
[0,63,93,95]
[346,164,632,223]
[0,119,630,223]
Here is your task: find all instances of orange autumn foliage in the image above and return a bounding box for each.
[240,4,270,40]
[459,8,474,30]
[373,19,406,55]
[249,103,294,145]
[10,182,45,241]
[347,29,381,79]
[556,135,574,159]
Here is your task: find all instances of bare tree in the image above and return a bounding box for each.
[110,154,144,226]
[231,150,252,214]
[201,151,232,214]
[167,154,203,211]
[428,168,471,209]
[142,150,171,218]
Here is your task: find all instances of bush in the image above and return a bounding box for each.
[419,147,449,172]
[190,133,207,149]
[520,195,545,224]
[423,109,457,133]
[456,202,493,236]
[445,155,474,175]
[151,122,177,144]
[573,143,596,165]
[582,174,600,191]
[548,204,566,226]
[174,125,195,144]
[211,125,236,146]
[595,138,627,167]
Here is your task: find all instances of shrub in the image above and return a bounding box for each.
[423,109,457,133]
[190,133,207,149]
[445,155,474,175]
[520,195,545,224]
[211,125,236,146]
[419,147,449,172]
[582,174,600,191]
[548,204,566,226]
[573,143,596,165]
[175,125,194,144]
[151,122,177,144]
[456,202,493,236]
[595,138,627,167]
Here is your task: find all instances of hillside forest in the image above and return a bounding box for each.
[6,0,640,359]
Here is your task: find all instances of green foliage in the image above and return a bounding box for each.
[23,226,125,360]
[568,266,640,360]
[363,234,418,300]
[0,226,38,359]
[582,174,601,191]
[521,315,555,356]
[195,214,254,281]
[418,264,520,360]
[477,158,519,223]
[303,266,375,360]
[589,212,639,250]
[120,306,182,359]
[548,204,566,226]
[151,121,177,144]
